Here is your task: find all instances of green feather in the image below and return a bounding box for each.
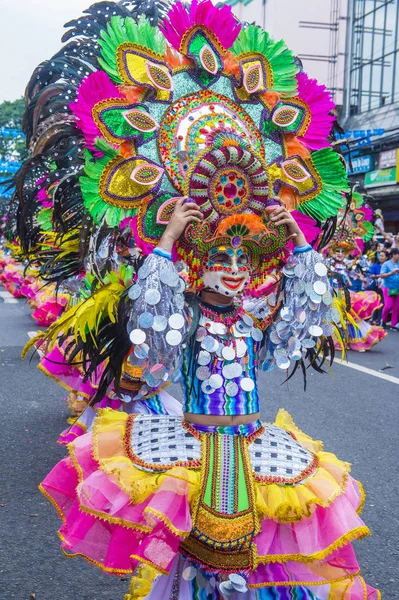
[99,15,166,83]
[352,191,363,209]
[94,138,119,158]
[36,207,53,232]
[297,148,349,222]
[125,15,165,53]
[363,220,375,242]
[80,150,138,227]
[231,25,298,97]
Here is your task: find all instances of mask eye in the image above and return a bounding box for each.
[238,254,249,266]
[211,253,230,265]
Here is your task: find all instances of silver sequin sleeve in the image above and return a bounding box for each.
[126,252,190,398]
[262,250,336,371]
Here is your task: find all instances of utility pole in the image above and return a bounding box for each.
[343,0,354,118]
[262,0,267,30]
[297,0,343,103]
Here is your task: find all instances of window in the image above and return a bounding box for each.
[348,0,399,115]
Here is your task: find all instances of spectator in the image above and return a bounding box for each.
[375,223,399,249]
[368,250,388,324]
[374,209,384,231]
[380,248,399,330]
[348,260,366,292]
[384,240,393,252]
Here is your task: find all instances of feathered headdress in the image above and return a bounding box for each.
[327,192,375,256]
[16,0,348,293]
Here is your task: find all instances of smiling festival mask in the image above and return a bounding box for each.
[202,245,250,297]
[176,212,288,292]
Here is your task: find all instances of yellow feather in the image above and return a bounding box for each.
[22,282,125,359]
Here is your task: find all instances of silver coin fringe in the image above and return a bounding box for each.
[126,253,189,398]
[262,250,335,371]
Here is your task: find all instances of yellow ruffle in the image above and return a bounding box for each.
[253,409,354,523]
[92,409,201,507]
[125,563,162,600]
[92,408,360,529]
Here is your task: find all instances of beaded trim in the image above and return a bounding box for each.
[199,301,244,326]
[182,419,202,441]
[252,452,319,485]
[180,536,255,573]
[124,414,201,471]
[246,425,265,444]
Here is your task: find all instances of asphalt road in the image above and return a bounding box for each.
[0,294,397,600]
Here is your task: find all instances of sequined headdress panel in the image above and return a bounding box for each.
[327,193,375,257]
[21,0,349,291]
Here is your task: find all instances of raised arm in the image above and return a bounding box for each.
[263,246,334,372]
[379,262,399,279]
[251,200,335,372]
[125,198,203,398]
[374,224,392,243]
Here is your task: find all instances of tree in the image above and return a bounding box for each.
[0,98,25,128]
[0,98,26,163]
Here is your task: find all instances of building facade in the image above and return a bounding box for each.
[342,0,399,232]
[231,0,348,106]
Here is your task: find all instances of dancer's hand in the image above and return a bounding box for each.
[265,197,307,247]
[158,197,203,252]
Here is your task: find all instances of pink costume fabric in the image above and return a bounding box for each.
[346,291,387,351]
[40,408,379,599]
[381,287,399,328]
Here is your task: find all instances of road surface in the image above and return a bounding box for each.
[0,293,397,599]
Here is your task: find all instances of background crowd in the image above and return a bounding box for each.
[348,211,399,331]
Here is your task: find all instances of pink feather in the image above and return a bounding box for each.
[70,71,123,153]
[361,205,373,222]
[288,210,323,250]
[161,0,241,51]
[355,239,365,256]
[296,72,335,150]
[36,188,52,206]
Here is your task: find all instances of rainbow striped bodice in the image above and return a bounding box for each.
[181,305,264,416]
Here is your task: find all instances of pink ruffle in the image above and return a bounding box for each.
[1,265,25,296]
[32,299,67,326]
[42,428,370,580]
[4,280,24,297]
[39,345,99,398]
[254,477,366,560]
[19,282,37,300]
[148,550,379,599]
[350,291,382,321]
[57,400,120,445]
[249,543,359,584]
[348,320,387,352]
[41,432,192,574]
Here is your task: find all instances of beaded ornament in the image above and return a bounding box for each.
[65,0,349,290]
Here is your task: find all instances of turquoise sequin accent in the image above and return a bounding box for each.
[192,420,261,436]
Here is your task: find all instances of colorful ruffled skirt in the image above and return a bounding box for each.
[346,320,387,352]
[0,261,25,297]
[40,409,379,599]
[334,291,386,352]
[350,291,382,322]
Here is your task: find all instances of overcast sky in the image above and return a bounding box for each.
[0,0,92,102]
[0,0,337,103]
